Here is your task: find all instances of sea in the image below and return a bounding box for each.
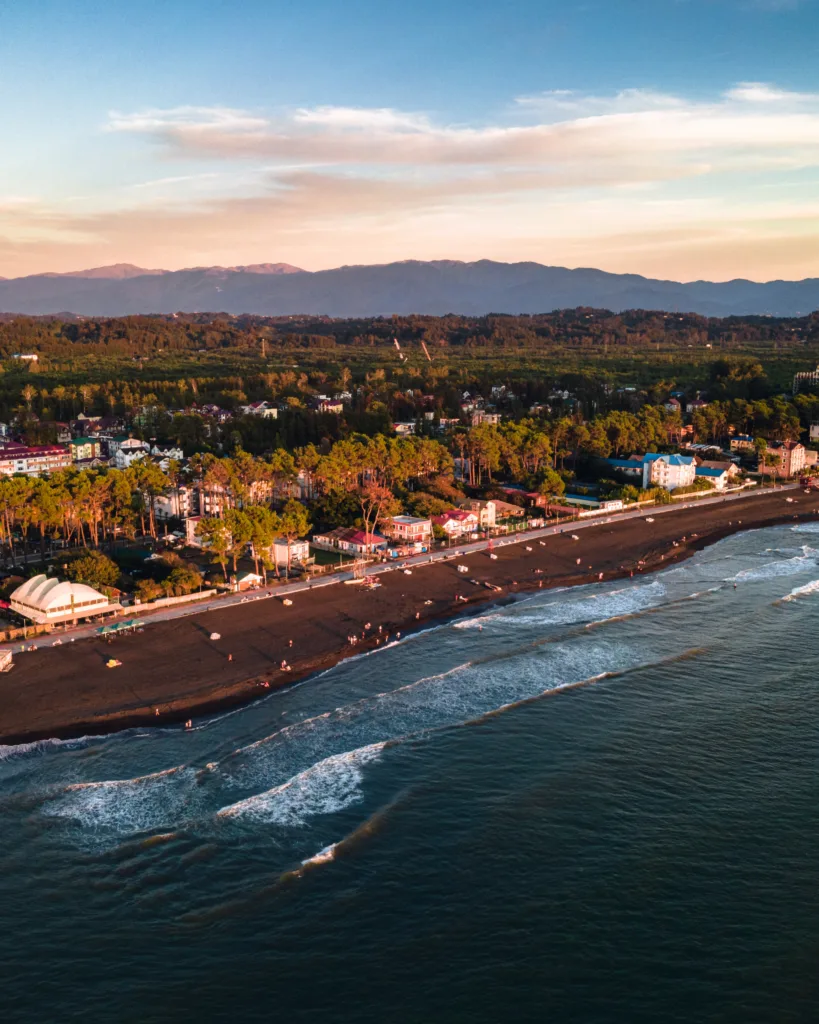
[2,523,819,1024]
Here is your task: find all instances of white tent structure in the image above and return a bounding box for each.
[10,574,120,625]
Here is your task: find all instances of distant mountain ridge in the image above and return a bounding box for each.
[1,259,817,318]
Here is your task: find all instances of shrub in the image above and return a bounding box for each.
[61,550,120,591]
[135,579,163,603]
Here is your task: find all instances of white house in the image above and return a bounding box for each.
[271,538,311,567]
[695,466,730,490]
[431,510,480,537]
[240,401,278,419]
[112,438,150,469]
[642,453,696,491]
[457,498,496,529]
[155,485,198,521]
[151,444,184,462]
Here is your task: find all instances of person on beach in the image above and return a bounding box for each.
[227,653,233,662]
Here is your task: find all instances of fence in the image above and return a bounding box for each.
[133,589,217,611]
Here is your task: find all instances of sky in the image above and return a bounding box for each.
[2,0,819,282]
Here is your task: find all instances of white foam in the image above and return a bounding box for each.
[217,742,385,826]
[454,581,663,626]
[780,578,819,602]
[301,843,337,867]
[41,765,198,833]
[729,550,817,582]
[0,734,100,762]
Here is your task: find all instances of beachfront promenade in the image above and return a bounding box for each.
[4,482,800,653]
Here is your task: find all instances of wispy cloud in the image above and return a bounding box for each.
[4,83,819,281]
[103,84,819,183]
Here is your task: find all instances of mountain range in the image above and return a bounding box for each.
[1,259,818,318]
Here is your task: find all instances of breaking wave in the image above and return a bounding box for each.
[778,578,819,603]
[454,580,666,631]
[729,548,817,582]
[791,522,819,534]
[217,743,385,826]
[0,734,102,762]
[41,766,199,833]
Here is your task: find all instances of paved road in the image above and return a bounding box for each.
[6,483,800,651]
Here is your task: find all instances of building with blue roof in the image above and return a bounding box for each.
[695,465,730,490]
[642,452,695,491]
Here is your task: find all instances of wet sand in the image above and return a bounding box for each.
[1,488,816,746]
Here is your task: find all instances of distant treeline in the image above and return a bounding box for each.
[2,309,819,361]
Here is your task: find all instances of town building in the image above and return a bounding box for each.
[113,439,151,469]
[695,458,740,479]
[730,435,755,451]
[393,422,416,437]
[240,401,278,419]
[793,366,819,394]
[155,485,198,521]
[686,398,709,414]
[695,466,731,490]
[384,515,432,546]
[0,444,72,477]
[184,515,204,547]
[234,571,263,591]
[314,396,345,414]
[70,437,103,462]
[151,444,183,462]
[311,527,388,555]
[10,574,119,625]
[642,453,696,491]
[561,495,625,514]
[604,456,644,482]
[457,498,497,529]
[470,410,501,427]
[766,441,806,479]
[431,509,480,538]
[270,538,311,568]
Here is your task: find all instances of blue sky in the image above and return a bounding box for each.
[2,0,818,279]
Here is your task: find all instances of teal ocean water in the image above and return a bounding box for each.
[3,524,819,1023]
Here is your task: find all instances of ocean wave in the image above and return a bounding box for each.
[778,578,819,602]
[454,581,666,631]
[0,734,103,762]
[217,742,385,827]
[41,765,199,833]
[728,550,817,582]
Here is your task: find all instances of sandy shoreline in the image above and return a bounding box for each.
[1,487,817,747]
